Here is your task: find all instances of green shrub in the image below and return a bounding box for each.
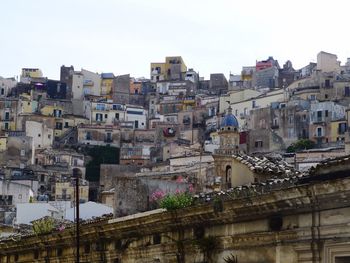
[159,192,193,211]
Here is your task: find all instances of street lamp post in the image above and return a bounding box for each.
[73,169,81,263]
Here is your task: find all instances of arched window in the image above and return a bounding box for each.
[225,165,232,188]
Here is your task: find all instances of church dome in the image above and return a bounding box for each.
[220,107,239,129]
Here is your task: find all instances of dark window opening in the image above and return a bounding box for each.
[153,234,161,245]
[193,226,205,239]
[115,240,122,250]
[84,243,90,254]
[34,250,39,259]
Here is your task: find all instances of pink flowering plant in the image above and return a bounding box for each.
[150,181,195,211]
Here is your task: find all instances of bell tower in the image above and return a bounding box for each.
[213,106,244,189]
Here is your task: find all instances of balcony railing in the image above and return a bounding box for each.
[214,148,239,155]
[55,194,72,200]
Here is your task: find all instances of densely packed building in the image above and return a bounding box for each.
[1,52,350,262]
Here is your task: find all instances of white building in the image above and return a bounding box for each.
[0,77,17,97]
[0,179,34,206]
[72,69,101,100]
[83,100,126,125]
[226,89,286,128]
[126,105,147,129]
[15,203,60,225]
[25,120,54,149]
[65,201,113,221]
[317,51,341,73]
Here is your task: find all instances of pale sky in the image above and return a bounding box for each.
[1,0,350,80]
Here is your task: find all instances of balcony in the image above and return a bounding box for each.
[314,133,325,138]
[313,117,325,124]
[55,194,72,200]
[104,138,113,143]
[271,124,279,129]
[214,148,239,156]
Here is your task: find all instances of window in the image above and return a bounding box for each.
[135,120,139,129]
[96,104,105,111]
[255,140,263,148]
[0,88,4,95]
[345,86,350,97]
[4,123,9,130]
[53,109,62,118]
[338,123,347,134]
[33,250,39,259]
[325,110,329,118]
[104,114,108,119]
[55,122,63,130]
[252,100,256,108]
[325,94,328,99]
[20,149,25,156]
[84,243,90,254]
[86,131,91,140]
[115,240,122,250]
[153,234,161,245]
[317,127,323,137]
[5,112,9,120]
[288,115,293,124]
[95,113,103,122]
[335,256,350,263]
[115,113,119,120]
[325,79,330,88]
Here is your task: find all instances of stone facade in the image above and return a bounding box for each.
[1,160,350,262]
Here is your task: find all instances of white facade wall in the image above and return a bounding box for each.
[84,101,127,125]
[0,77,17,97]
[72,74,84,100]
[126,107,147,129]
[317,51,340,73]
[25,121,54,148]
[219,89,262,113]
[15,203,60,225]
[156,82,170,94]
[81,69,101,96]
[0,180,34,205]
[229,90,285,128]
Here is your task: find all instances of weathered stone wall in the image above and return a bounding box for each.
[1,173,350,263]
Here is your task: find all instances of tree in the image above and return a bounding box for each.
[287,139,315,153]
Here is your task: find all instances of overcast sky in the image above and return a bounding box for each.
[1,0,349,80]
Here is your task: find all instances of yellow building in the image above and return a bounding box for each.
[0,98,18,131]
[0,136,6,152]
[21,68,43,79]
[19,93,38,114]
[55,180,89,202]
[150,56,187,82]
[40,105,64,117]
[101,73,115,98]
[330,120,347,143]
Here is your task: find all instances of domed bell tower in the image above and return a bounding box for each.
[218,106,240,154]
[213,106,241,190]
